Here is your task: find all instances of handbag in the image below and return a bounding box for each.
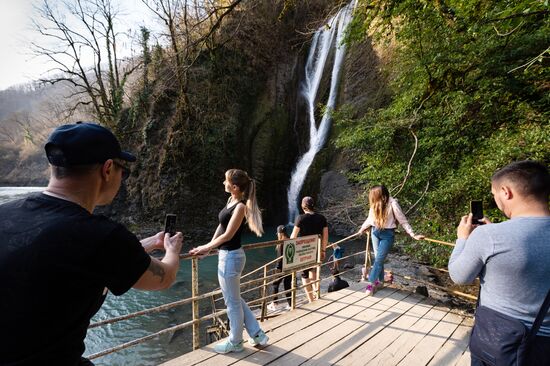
[469,289,550,366]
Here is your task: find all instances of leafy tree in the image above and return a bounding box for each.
[336,0,549,265]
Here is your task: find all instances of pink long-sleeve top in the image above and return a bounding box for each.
[359,197,416,237]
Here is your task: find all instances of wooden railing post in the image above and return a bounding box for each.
[260,265,268,321]
[191,257,200,350]
[316,235,322,300]
[291,271,296,309]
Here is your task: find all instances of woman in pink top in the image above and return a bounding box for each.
[358,185,424,295]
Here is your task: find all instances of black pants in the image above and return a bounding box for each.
[271,273,292,306]
[471,335,550,366]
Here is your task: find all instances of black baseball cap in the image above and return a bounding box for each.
[45,122,136,167]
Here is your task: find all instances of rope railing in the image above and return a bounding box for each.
[238,249,367,300]
[214,233,364,302]
[86,230,470,361]
[423,237,455,247]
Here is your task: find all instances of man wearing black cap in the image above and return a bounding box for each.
[0,122,183,366]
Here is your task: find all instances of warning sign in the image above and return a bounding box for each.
[282,235,319,271]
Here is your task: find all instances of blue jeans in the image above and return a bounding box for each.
[368,228,395,283]
[218,248,261,344]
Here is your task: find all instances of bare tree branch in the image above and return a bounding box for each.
[31,0,140,127]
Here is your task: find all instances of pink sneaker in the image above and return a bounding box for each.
[365,283,375,296]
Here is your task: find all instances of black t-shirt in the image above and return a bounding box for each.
[294,212,328,237]
[218,201,245,251]
[0,193,151,366]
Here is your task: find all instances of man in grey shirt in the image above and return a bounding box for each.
[448,160,550,365]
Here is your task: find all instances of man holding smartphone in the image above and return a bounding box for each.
[0,122,183,366]
[448,160,550,365]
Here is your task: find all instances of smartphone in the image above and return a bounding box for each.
[164,214,177,236]
[470,200,483,225]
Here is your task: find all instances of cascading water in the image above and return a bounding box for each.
[286,2,354,223]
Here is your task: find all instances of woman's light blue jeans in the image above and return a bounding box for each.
[368,228,395,283]
[218,248,261,344]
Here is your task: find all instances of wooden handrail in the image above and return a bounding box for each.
[423,237,455,247]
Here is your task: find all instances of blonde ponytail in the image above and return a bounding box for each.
[245,179,263,236]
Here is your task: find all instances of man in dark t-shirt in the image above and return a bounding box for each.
[290,196,328,303]
[0,122,183,366]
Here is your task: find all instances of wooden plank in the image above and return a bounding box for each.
[301,290,426,366]
[161,285,364,366]
[231,288,403,366]
[366,306,449,365]
[338,298,436,366]
[427,317,473,366]
[270,291,422,366]
[397,311,463,365]
[259,282,367,333]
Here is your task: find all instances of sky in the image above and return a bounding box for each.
[0,0,161,91]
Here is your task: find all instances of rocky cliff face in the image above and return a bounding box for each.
[0,148,49,186]
[113,1,390,239]
[111,1,342,239]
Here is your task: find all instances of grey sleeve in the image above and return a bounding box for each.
[448,227,492,285]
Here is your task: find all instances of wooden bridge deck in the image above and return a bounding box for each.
[161,282,473,366]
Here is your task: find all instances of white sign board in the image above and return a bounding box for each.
[282,235,319,271]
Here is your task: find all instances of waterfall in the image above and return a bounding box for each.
[286,3,354,223]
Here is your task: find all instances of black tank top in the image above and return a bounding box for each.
[218,201,246,251]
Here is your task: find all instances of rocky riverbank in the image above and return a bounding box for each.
[322,237,476,316]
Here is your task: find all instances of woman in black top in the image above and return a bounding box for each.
[290,196,328,303]
[189,169,268,353]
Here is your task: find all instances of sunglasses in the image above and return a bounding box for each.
[113,161,131,180]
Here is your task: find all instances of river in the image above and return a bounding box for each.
[0,187,294,365]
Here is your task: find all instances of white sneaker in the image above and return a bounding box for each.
[283,304,291,311]
[249,330,269,347]
[267,302,277,311]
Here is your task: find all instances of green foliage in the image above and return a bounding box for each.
[336,0,549,265]
[128,27,154,127]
